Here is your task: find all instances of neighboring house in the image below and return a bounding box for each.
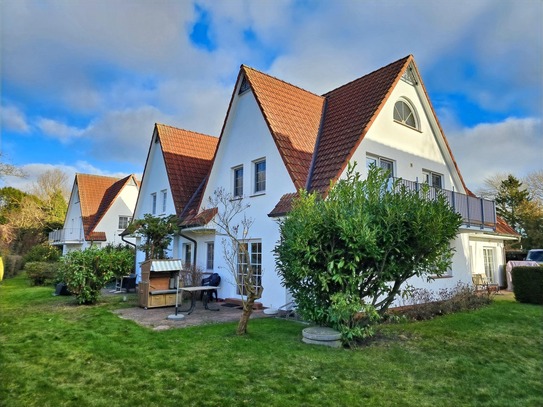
[133,55,518,308]
[49,173,140,254]
[131,123,219,278]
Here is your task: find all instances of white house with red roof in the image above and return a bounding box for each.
[133,55,518,308]
[49,173,139,254]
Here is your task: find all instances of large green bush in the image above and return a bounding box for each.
[24,261,59,286]
[275,164,462,344]
[512,266,543,305]
[58,246,134,304]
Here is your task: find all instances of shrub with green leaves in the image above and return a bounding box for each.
[23,244,61,264]
[275,164,462,344]
[24,261,59,286]
[512,266,543,305]
[58,246,134,304]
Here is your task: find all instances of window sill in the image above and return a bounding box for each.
[393,120,422,133]
[250,191,266,198]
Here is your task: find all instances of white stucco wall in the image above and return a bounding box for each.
[93,179,139,247]
[133,133,177,280]
[195,87,297,308]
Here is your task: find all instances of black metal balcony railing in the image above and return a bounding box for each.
[393,178,496,230]
[48,228,85,244]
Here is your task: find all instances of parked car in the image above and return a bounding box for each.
[526,249,543,265]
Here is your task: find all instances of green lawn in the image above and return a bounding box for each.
[1,274,542,407]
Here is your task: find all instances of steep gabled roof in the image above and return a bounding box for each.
[242,66,325,190]
[155,123,218,217]
[76,173,138,241]
[308,56,411,194]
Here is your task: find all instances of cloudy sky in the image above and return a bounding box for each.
[1,0,542,194]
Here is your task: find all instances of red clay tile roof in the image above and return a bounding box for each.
[76,173,138,241]
[268,192,298,218]
[180,207,218,228]
[495,216,520,237]
[155,123,218,217]
[242,66,325,191]
[307,56,411,194]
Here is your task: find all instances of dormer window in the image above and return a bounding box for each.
[393,99,418,130]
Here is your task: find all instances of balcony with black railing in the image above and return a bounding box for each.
[393,178,496,231]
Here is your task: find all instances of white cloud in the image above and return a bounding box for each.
[447,117,543,191]
[37,118,84,143]
[1,105,30,133]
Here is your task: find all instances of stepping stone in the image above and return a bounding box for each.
[302,327,342,348]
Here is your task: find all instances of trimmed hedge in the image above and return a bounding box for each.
[512,266,543,305]
[24,261,59,286]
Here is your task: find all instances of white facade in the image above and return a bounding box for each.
[134,60,515,309]
[56,175,138,255]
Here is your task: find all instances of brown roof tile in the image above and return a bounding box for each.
[308,56,411,194]
[268,192,298,218]
[155,123,218,217]
[495,216,520,237]
[242,66,325,190]
[76,173,138,241]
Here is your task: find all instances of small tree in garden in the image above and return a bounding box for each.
[125,214,179,260]
[209,188,261,335]
[275,164,462,344]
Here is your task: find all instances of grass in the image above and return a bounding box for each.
[1,274,542,407]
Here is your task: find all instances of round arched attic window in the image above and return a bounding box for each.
[393,99,418,130]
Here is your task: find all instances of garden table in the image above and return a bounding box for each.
[179,286,220,314]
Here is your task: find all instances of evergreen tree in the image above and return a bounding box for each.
[495,175,530,233]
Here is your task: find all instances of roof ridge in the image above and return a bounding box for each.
[322,55,412,97]
[76,173,124,181]
[155,122,217,140]
[241,64,323,100]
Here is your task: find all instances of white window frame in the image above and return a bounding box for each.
[423,170,444,189]
[236,240,262,296]
[366,155,395,178]
[118,216,132,230]
[393,98,419,130]
[253,158,266,194]
[483,247,497,283]
[161,189,167,214]
[206,242,214,270]
[183,243,193,267]
[233,165,244,197]
[151,193,157,215]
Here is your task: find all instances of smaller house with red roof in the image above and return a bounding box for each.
[49,173,139,254]
[132,55,519,308]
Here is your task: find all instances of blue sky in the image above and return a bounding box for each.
[1,0,542,193]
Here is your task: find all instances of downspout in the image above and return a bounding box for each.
[305,98,328,191]
[179,231,197,268]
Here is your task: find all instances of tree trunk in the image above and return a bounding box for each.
[237,301,253,335]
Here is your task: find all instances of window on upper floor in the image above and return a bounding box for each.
[161,189,167,213]
[423,170,443,189]
[366,155,395,178]
[233,166,244,197]
[151,193,157,214]
[118,216,132,230]
[393,99,418,130]
[254,159,266,194]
